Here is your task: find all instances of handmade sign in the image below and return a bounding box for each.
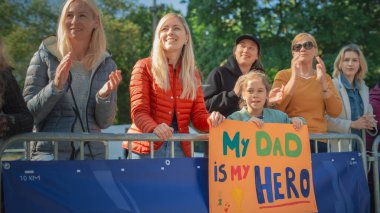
[209,120,317,213]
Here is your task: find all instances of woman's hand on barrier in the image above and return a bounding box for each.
[248,117,264,128]
[363,114,377,129]
[98,70,122,99]
[291,117,303,131]
[153,123,174,140]
[208,111,225,127]
[54,52,72,90]
[351,116,374,130]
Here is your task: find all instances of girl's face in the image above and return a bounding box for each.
[341,51,360,80]
[242,79,268,113]
[65,1,98,43]
[159,17,188,56]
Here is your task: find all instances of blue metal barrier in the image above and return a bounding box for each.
[0,132,368,213]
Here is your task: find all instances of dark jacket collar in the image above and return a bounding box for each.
[223,55,243,77]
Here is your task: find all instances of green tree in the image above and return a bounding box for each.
[0,0,58,81]
[187,0,380,86]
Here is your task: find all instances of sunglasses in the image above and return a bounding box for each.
[292,41,314,52]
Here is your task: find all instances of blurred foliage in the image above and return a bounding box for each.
[1,0,379,124]
[187,0,380,85]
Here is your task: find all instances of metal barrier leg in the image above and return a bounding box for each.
[190,141,194,157]
[349,140,352,152]
[171,141,175,158]
[104,141,109,160]
[127,141,132,159]
[314,140,318,153]
[54,141,58,160]
[338,140,342,152]
[80,141,84,160]
[327,140,331,152]
[150,141,154,159]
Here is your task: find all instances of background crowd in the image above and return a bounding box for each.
[0,0,379,159]
[1,0,379,124]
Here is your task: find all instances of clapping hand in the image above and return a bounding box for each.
[98,70,122,99]
[315,56,327,83]
[268,84,284,105]
[54,52,72,90]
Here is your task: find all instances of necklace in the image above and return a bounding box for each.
[298,70,315,79]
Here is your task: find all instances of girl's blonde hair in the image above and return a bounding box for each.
[235,71,271,108]
[57,0,106,70]
[151,13,198,100]
[332,44,367,82]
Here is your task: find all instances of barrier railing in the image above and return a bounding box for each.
[310,133,367,175]
[372,135,380,213]
[0,132,367,213]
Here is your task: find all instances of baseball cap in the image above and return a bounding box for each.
[235,34,260,52]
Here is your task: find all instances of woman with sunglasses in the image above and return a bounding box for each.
[326,44,377,151]
[272,32,342,152]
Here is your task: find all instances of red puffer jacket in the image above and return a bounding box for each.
[122,57,210,157]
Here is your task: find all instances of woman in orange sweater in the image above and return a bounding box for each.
[272,33,342,152]
[123,13,224,158]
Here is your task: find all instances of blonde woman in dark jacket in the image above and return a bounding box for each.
[23,0,122,160]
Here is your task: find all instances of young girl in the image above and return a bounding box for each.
[228,71,304,130]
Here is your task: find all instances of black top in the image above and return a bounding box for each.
[204,55,259,116]
[0,68,33,137]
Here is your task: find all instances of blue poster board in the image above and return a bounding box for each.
[2,152,369,213]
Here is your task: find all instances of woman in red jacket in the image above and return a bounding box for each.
[123,13,224,158]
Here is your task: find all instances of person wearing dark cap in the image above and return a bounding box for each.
[203,34,282,117]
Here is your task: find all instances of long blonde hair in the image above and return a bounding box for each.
[332,44,367,82]
[151,13,198,100]
[57,0,106,70]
